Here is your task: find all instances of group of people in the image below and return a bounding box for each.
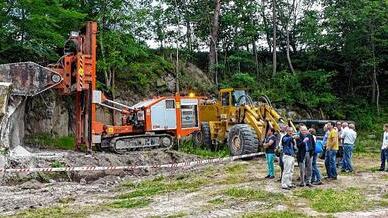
[263,121,358,190]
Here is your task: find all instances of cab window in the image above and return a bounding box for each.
[221,92,229,106]
[232,90,246,106]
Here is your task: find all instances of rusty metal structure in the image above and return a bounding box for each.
[0,22,200,153]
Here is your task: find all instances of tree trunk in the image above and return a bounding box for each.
[186,20,192,53]
[286,27,295,74]
[286,0,296,74]
[209,0,221,85]
[272,0,277,77]
[370,24,380,114]
[99,31,111,89]
[261,0,272,52]
[253,40,259,80]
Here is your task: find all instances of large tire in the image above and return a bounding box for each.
[193,122,212,149]
[227,124,259,156]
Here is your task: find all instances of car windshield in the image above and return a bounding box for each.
[232,90,247,106]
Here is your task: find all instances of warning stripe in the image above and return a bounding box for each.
[0,152,264,174]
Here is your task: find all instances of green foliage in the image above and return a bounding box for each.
[24,133,75,150]
[225,73,256,89]
[294,188,366,213]
[50,160,65,168]
[179,140,229,158]
[0,0,85,63]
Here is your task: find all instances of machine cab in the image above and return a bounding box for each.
[219,88,248,107]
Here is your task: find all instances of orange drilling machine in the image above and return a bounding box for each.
[0,21,200,153]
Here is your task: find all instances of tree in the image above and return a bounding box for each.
[272,0,277,77]
[209,0,221,85]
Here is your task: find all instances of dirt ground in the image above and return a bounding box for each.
[0,151,387,218]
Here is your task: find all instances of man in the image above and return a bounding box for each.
[276,125,287,182]
[281,127,296,190]
[336,121,343,167]
[296,125,315,187]
[325,122,339,180]
[341,123,357,172]
[379,124,388,171]
[263,128,277,179]
[310,128,323,185]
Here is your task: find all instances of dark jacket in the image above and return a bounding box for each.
[281,134,295,156]
[265,135,277,154]
[296,133,316,162]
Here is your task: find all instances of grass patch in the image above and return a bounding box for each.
[50,160,65,168]
[120,174,208,199]
[243,211,307,218]
[11,205,107,218]
[179,141,229,158]
[166,211,188,218]
[109,198,151,209]
[294,188,365,213]
[208,197,225,205]
[24,133,75,150]
[225,163,248,174]
[225,188,284,202]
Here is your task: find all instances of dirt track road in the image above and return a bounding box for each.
[1,152,388,218]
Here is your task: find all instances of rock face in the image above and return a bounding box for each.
[24,92,72,137]
[0,95,26,150]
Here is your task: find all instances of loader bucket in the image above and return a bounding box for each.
[0,62,62,96]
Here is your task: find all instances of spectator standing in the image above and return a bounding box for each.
[296,126,315,187]
[336,121,343,167]
[325,122,339,180]
[276,125,287,182]
[341,123,357,172]
[322,124,330,177]
[263,128,277,179]
[379,124,388,171]
[310,128,323,185]
[281,127,296,190]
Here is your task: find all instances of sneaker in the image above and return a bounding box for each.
[329,177,337,180]
[378,168,385,171]
[313,181,323,185]
[298,183,305,187]
[265,175,270,178]
[289,185,296,189]
[306,183,313,187]
[282,187,291,190]
[269,176,275,179]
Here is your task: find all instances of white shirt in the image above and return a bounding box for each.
[341,127,357,145]
[383,132,388,149]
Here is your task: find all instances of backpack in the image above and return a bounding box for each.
[315,140,324,154]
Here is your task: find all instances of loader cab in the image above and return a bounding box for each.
[219,88,248,107]
[219,88,248,121]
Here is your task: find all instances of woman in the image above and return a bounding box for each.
[263,128,277,179]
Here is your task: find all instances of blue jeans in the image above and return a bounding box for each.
[312,153,321,182]
[380,148,388,170]
[325,150,337,178]
[266,153,275,177]
[342,144,354,171]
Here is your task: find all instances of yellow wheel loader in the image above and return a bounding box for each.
[194,88,292,156]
